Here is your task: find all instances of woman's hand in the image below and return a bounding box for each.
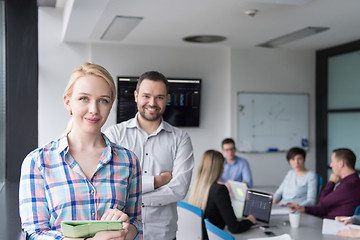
[246,214,257,224]
[64,209,137,240]
[335,216,353,225]
[337,228,360,238]
[100,208,138,240]
[101,208,130,222]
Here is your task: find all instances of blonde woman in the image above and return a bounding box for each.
[188,150,256,240]
[19,63,142,240]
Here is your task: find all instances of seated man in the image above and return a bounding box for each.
[288,148,360,219]
[219,138,253,187]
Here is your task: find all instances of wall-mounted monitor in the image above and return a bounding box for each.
[117,76,201,127]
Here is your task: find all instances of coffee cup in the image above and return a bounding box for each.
[289,212,301,228]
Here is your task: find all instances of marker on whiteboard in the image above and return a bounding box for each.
[268,148,278,152]
[301,137,308,148]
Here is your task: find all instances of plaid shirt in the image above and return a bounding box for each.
[19,134,142,240]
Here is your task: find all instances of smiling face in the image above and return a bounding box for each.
[134,79,169,122]
[289,154,306,171]
[64,74,113,134]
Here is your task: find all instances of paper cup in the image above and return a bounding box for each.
[289,212,301,228]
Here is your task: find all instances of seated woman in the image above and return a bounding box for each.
[188,150,256,240]
[19,62,142,240]
[273,147,317,206]
[335,215,360,238]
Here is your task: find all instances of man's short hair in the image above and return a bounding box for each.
[333,148,356,170]
[136,71,169,94]
[286,147,306,162]
[222,138,235,148]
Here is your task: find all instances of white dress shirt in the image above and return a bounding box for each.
[104,115,194,240]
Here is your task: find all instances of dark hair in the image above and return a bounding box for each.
[136,71,169,94]
[286,147,306,162]
[333,148,356,169]
[221,138,235,148]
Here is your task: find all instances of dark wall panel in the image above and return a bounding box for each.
[5,0,38,182]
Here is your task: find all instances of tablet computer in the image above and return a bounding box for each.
[61,220,123,238]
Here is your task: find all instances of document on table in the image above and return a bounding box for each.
[271,208,290,215]
[322,218,360,235]
[61,220,123,238]
[248,233,293,240]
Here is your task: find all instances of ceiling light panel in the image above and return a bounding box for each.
[257,27,329,48]
[101,16,143,41]
[245,0,313,5]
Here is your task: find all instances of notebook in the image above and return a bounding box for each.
[242,189,274,224]
[228,180,248,218]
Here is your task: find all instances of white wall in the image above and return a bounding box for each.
[90,44,231,167]
[230,48,316,186]
[38,7,315,187]
[38,7,231,179]
[39,8,89,144]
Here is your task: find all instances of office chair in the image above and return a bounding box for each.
[317,174,323,195]
[204,219,235,240]
[177,201,203,240]
[354,205,360,215]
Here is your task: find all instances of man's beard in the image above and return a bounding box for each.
[138,105,163,122]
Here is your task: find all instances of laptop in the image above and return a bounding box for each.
[228,180,248,219]
[242,189,274,226]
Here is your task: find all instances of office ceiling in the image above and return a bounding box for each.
[57,0,360,50]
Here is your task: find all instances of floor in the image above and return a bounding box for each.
[0,182,25,240]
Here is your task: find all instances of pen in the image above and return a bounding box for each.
[340,217,352,221]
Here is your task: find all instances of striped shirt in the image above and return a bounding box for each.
[19,134,142,240]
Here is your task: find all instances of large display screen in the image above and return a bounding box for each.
[117,76,201,127]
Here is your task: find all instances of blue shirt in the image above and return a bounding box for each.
[274,169,317,206]
[219,156,253,187]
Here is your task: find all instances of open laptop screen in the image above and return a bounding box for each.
[242,189,273,223]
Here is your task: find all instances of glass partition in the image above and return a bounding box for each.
[328,50,360,110]
[328,112,360,170]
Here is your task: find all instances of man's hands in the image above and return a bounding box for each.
[286,202,305,213]
[335,216,354,225]
[329,173,341,184]
[154,171,172,189]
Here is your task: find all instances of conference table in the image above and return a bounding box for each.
[230,212,348,240]
[229,186,350,240]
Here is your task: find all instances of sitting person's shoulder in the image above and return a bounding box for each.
[211,182,229,193]
[305,170,317,178]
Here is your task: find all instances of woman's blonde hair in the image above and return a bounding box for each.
[188,150,224,211]
[64,62,116,132]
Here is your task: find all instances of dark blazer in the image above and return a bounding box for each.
[202,183,253,239]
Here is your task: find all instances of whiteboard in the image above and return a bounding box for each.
[237,92,309,152]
